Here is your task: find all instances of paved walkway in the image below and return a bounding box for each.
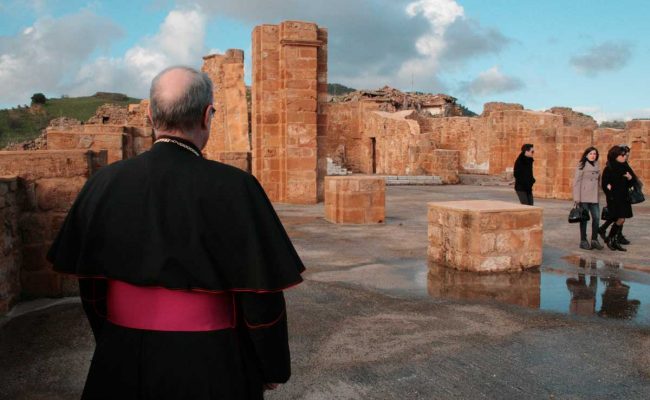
[1,185,649,399]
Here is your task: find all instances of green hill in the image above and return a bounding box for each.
[0,93,140,148]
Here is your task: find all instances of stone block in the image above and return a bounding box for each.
[428,200,543,272]
[324,176,385,224]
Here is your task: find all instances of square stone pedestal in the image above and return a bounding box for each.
[325,176,385,224]
[428,200,543,272]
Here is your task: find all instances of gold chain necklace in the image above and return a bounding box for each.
[154,138,200,157]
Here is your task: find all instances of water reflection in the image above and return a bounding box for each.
[428,258,646,324]
[427,263,541,309]
[565,258,641,320]
[598,277,640,319]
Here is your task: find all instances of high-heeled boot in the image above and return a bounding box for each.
[607,225,627,251]
[618,226,630,245]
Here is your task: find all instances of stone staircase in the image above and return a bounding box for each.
[326,157,352,175]
[382,175,443,185]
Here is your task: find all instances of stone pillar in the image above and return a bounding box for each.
[201,49,251,170]
[252,21,327,203]
[428,200,543,272]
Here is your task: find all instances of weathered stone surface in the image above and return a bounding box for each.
[0,151,105,307]
[0,176,20,313]
[47,127,126,164]
[0,150,102,180]
[324,176,385,224]
[428,200,543,272]
[214,151,251,172]
[202,49,250,159]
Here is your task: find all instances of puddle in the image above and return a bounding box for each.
[311,256,650,326]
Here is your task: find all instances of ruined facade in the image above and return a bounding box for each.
[252,21,328,204]
[46,100,154,164]
[201,49,251,171]
[0,150,107,306]
[321,97,650,200]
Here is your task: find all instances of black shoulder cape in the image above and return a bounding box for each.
[47,141,305,292]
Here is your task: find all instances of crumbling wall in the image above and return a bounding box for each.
[425,150,460,184]
[87,104,129,125]
[481,102,524,117]
[0,150,107,299]
[547,107,598,129]
[0,176,20,313]
[417,116,489,174]
[201,49,251,163]
[486,110,564,176]
[363,110,426,175]
[47,125,126,163]
[252,21,328,204]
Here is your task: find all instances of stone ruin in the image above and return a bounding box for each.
[1,19,650,311]
[201,49,251,171]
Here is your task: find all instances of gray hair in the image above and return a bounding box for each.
[149,66,213,133]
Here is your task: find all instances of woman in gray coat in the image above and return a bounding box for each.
[573,147,604,250]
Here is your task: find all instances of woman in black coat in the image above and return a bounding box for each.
[601,145,636,251]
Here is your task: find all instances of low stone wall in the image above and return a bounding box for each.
[324,176,385,224]
[0,177,20,313]
[48,129,125,164]
[428,200,543,272]
[47,124,154,164]
[0,150,107,300]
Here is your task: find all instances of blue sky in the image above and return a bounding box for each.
[1,0,648,121]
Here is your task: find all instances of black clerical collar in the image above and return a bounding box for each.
[154,135,203,158]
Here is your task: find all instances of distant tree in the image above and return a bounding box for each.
[328,83,356,96]
[599,120,626,129]
[31,93,46,105]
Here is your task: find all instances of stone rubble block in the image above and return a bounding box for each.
[428,200,543,272]
[324,176,385,224]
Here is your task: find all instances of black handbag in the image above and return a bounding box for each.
[628,183,645,204]
[569,204,589,223]
[601,206,611,221]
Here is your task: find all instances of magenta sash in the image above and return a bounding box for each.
[107,280,235,332]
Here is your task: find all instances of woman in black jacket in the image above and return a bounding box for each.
[514,143,535,205]
[601,145,636,251]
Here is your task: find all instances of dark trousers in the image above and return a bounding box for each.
[579,202,600,241]
[516,190,534,206]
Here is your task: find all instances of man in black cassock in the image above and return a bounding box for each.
[47,66,305,399]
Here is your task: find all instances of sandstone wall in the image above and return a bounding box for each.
[202,49,250,160]
[0,150,107,299]
[0,177,20,313]
[419,116,489,174]
[252,21,327,204]
[425,150,460,184]
[46,124,153,164]
[363,110,428,175]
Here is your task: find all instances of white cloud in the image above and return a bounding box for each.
[0,10,122,105]
[72,8,208,98]
[0,7,208,106]
[573,106,650,123]
[459,66,524,98]
[174,0,509,93]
